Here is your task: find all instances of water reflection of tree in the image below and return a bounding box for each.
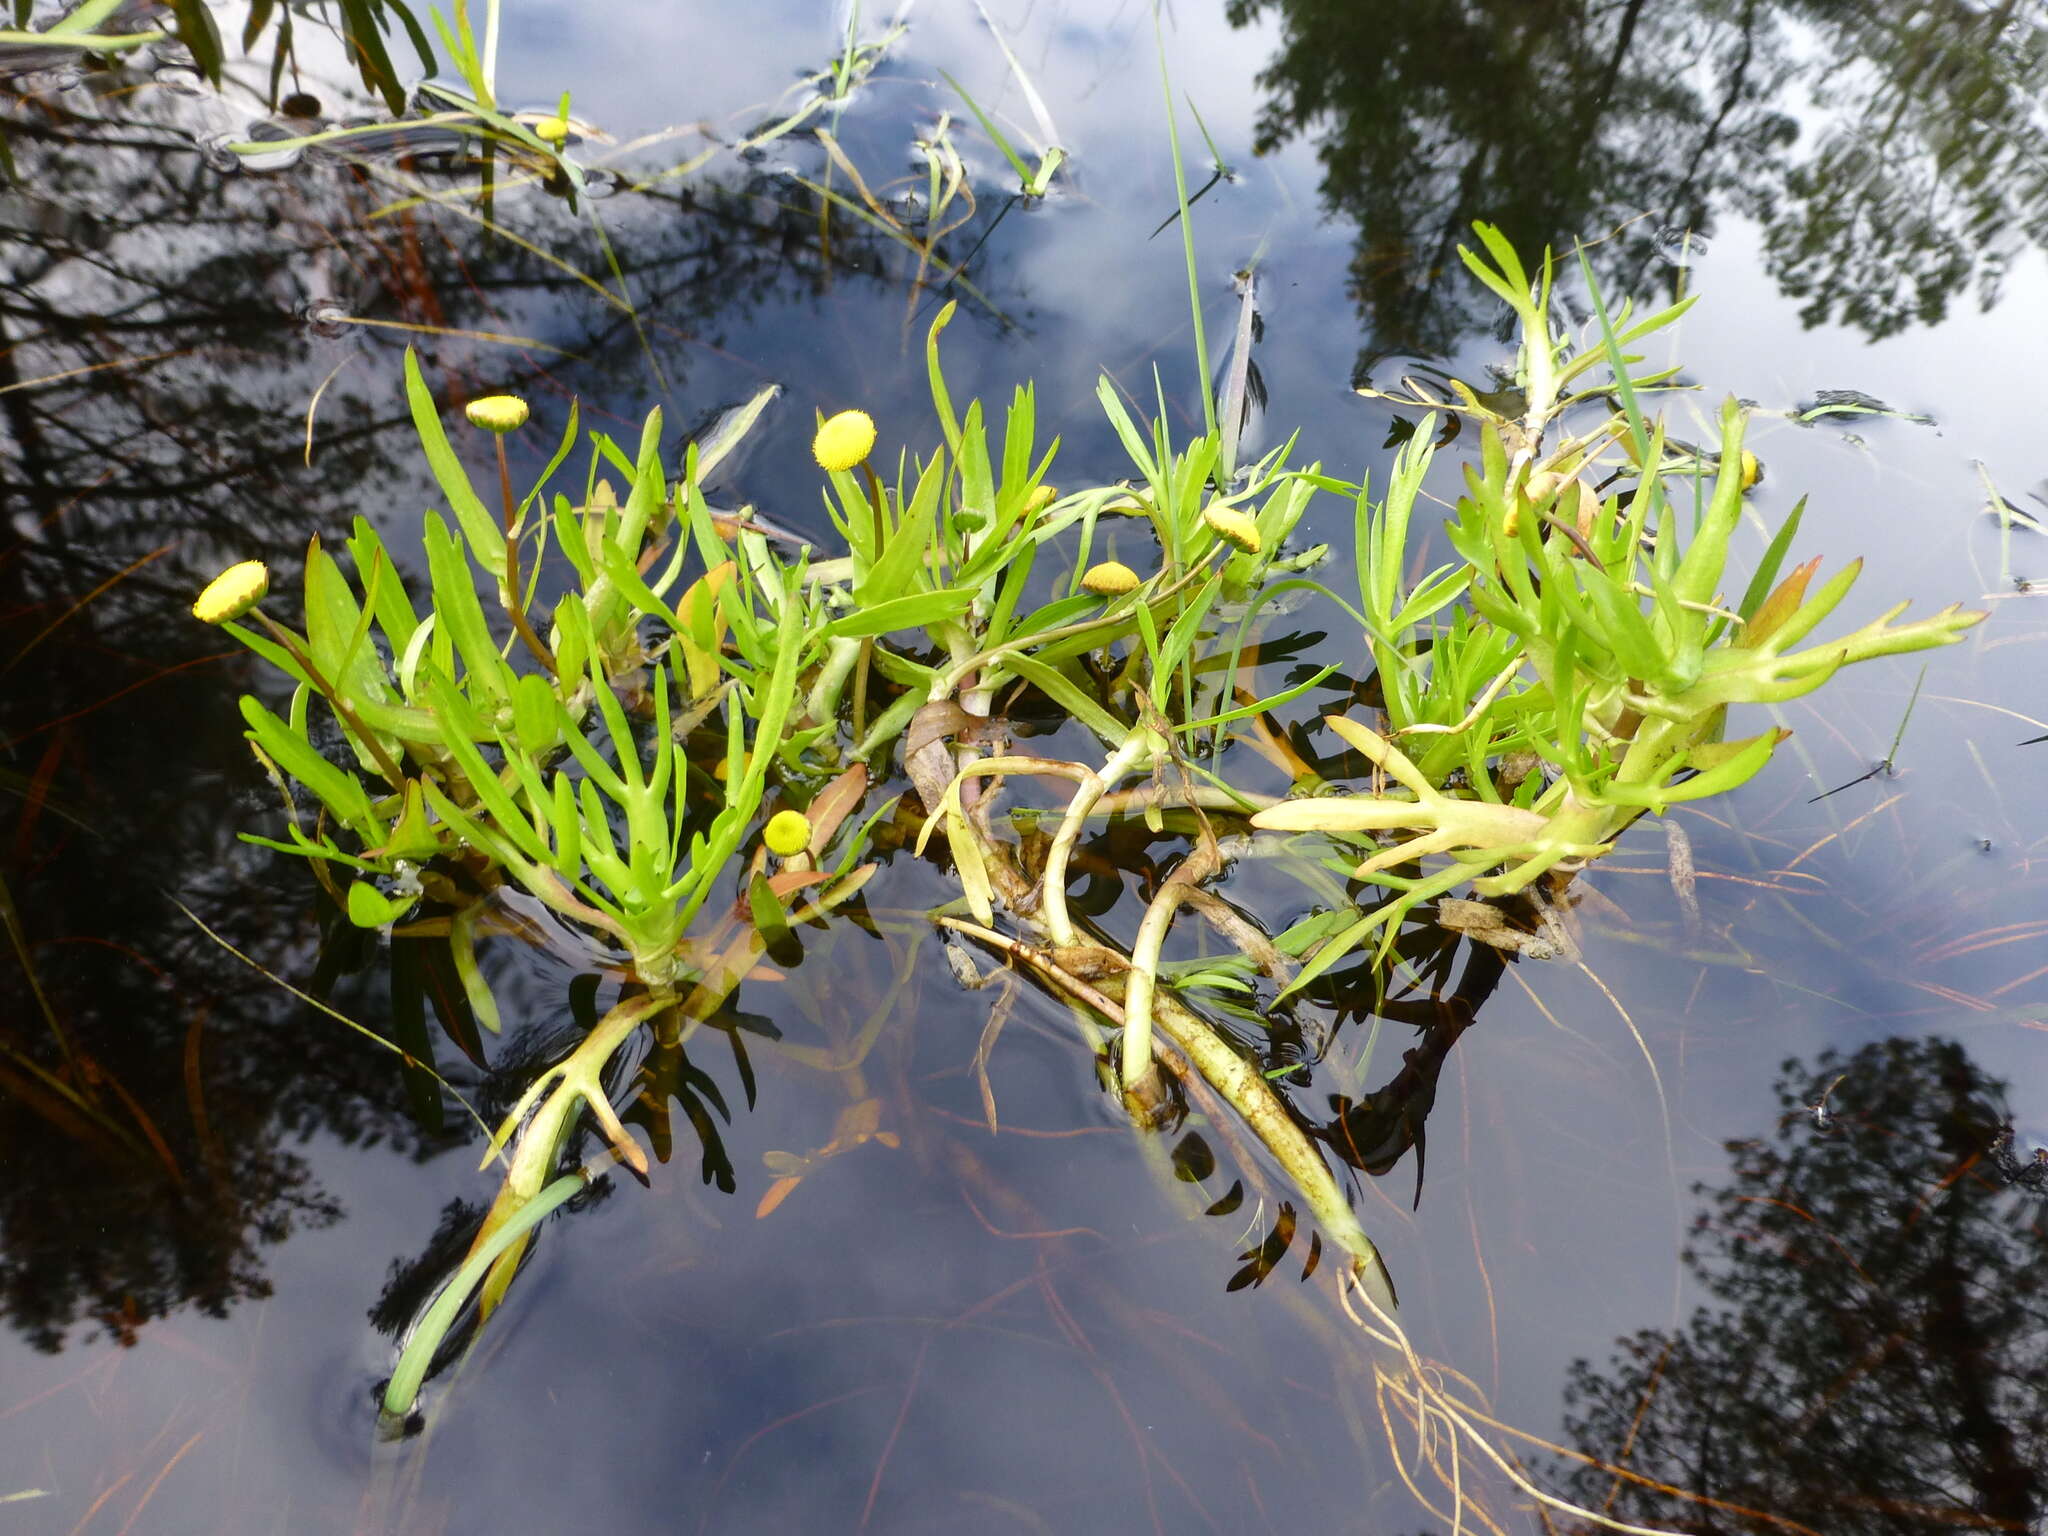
[1559,1036,2048,1534]
[0,63,1015,1354]
[1223,0,2048,355]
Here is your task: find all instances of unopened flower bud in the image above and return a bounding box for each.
[192,560,270,624]
[764,809,812,858]
[812,409,876,472]
[1201,504,1262,555]
[1081,560,1140,597]
[465,395,530,433]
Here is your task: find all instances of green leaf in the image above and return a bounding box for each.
[824,587,975,639]
[337,0,407,112]
[510,670,559,758]
[925,301,963,456]
[449,899,503,1034]
[422,512,513,713]
[521,400,581,524]
[1001,654,1130,747]
[239,695,382,843]
[347,880,416,929]
[346,518,421,656]
[549,772,582,879]
[1597,730,1780,811]
[858,452,945,605]
[1095,378,1160,485]
[166,0,223,82]
[1727,496,1809,642]
[404,348,506,582]
[595,534,683,630]
[747,873,797,964]
[423,673,551,865]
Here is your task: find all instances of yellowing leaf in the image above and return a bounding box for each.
[1738,556,1820,649]
[677,560,735,698]
[755,1176,802,1220]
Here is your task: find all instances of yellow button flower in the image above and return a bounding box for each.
[1023,484,1057,514]
[1081,560,1140,597]
[192,560,270,624]
[465,395,530,433]
[813,409,876,472]
[1201,504,1262,555]
[764,809,812,857]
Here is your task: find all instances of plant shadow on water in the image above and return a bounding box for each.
[2,1,2048,1533]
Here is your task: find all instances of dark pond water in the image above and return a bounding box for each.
[4,1,2048,1531]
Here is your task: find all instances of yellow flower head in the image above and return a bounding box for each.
[813,409,877,472]
[1023,484,1057,514]
[465,395,530,433]
[193,560,270,625]
[1739,449,1762,491]
[1201,504,1262,556]
[532,116,570,144]
[1081,560,1140,597]
[764,808,812,858]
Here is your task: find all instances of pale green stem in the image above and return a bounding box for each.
[940,621,993,720]
[806,634,864,726]
[381,1168,586,1419]
[479,0,501,106]
[1119,880,1194,1094]
[1041,733,1153,946]
[1149,990,1399,1317]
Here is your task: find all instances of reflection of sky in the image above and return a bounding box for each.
[6,0,2048,1529]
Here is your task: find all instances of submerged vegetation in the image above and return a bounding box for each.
[199,201,1980,1501]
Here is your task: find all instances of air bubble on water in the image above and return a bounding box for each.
[301,299,350,340]
[235,119,304,172]
[1655,225,1709,259]
[194,132,243,174]
[579,167,619,199]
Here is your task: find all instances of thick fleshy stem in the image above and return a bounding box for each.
[1039,732,1154,946]
[1119,879,1195,1099]
[1148,988,1400,1317]
[941,908,1401,1321]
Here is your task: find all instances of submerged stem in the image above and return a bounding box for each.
[1149,990,1399,1316]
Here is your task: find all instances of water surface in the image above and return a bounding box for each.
[3,2,2046,1531]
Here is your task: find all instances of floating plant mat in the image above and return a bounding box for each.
[183,197,1988,1528]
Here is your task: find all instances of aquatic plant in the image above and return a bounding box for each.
[1250,228,1986,994]
[203,217,1980,1453]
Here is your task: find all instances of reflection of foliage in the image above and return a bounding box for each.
[1560,1037,2048,1534]
[1224,0,2048,350]
[1761,1,2048,337]
[0,47,1021,1359]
